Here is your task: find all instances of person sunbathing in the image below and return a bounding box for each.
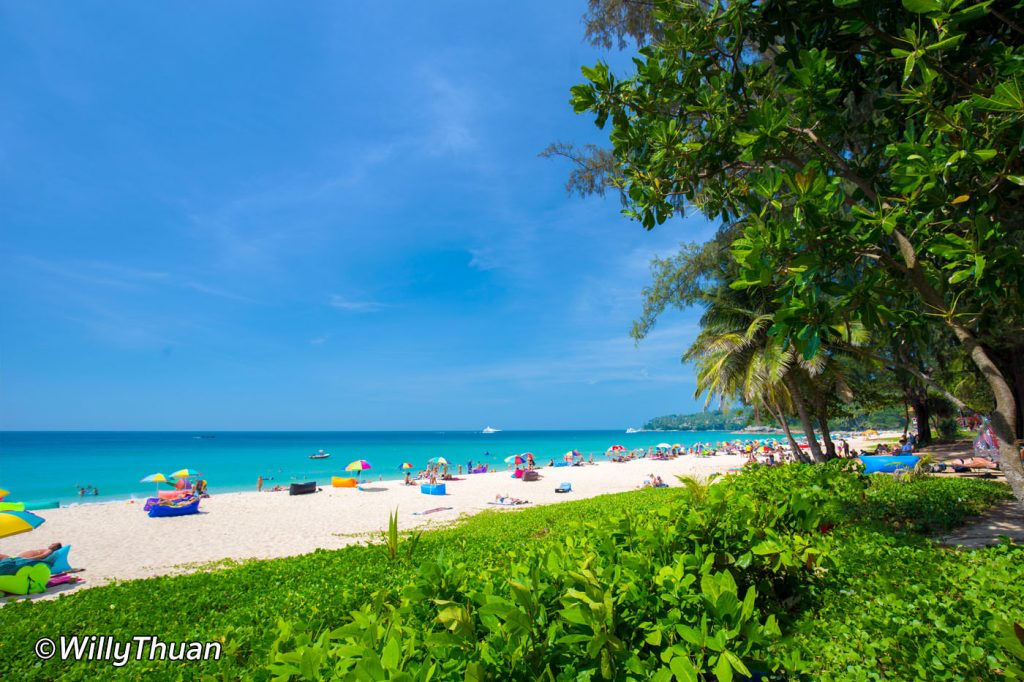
[949,456,1000,470]
[0,542,62,561]
[494,494,527,505]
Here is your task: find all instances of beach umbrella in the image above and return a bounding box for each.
[505,454,525,465]
[672,443,682,448]
[563,452,575,461]
[141,472,171,495]
[346,460,372,472]
[608,445,626,452]
[0,510,45,539]
[863,429,879,437]
[170,469,202,479]
[656,443,672,449]
[399,462,414,470]
[0,488,8,500]
[428,457,448,465]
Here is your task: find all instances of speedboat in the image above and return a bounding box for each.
[309,449,331,460]
[482,426,501,434]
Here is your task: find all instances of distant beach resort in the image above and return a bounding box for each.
[3,0,1024,680]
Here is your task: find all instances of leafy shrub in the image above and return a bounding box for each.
[785,529,1024,680]
[861,476,1013,532]
[0,468,1016,681]
[937,418,960,441]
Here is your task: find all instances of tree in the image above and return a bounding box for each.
[570,0,1024,505]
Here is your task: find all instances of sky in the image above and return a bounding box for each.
[0,1,719,430]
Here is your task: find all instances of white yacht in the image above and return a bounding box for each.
[625,427,641,434]
[482,426,501,434]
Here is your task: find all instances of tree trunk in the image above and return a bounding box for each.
[810,388,838,460]
[1011,348,1024,442]
[769,400,803,462]
[783,373,825,463]
[910,395,932,445]
[817,413,838,460]
[889,227,1024,507]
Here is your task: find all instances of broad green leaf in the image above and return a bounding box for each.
[903,0,941,11]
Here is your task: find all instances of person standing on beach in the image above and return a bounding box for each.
[257,475,263,492]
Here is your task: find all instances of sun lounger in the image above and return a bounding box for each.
[289,482,318,496]
[0,564,51,595]
[555,482,572,493]
[148,496,201,517]
[0,545,73,577]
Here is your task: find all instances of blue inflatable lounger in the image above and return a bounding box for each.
[148,496,201,518]
[860,455,920,474]
[420,483,446,496]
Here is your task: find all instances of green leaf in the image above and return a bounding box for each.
[670,654,699,682]
[715,653,735,682]
[723,650,752,677]
[902,0,942,12]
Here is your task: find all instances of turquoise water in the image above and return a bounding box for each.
[0,431,756,505]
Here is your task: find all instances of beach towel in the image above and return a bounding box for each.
[488,499,530,506]
[412,507,453,515]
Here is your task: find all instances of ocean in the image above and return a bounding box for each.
[0,430,756,505]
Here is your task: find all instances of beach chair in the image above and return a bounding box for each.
[555,482,571,493]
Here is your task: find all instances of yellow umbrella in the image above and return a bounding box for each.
[170,469,202,479]
[0,488,9,501]
[0,510,45,539]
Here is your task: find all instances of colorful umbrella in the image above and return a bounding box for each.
[0,510,45,539]
[399,462,414,470]
[346,460,372,471]
[563,451,577,461]
[505,454,525,464]
[608,445,626,451]
[656,443,672,449]
[141,473,170,483]
[170,469,202,479]
[0,487,8,501]
[428,457,448,465]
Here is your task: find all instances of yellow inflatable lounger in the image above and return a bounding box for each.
[332,477,358,488]
[0,564,51,595]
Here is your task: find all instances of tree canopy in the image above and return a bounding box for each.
[568,0,1024,502]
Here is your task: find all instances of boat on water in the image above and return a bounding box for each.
[482,426,501,434]
[625,427,641,434]
[309,449,331,460]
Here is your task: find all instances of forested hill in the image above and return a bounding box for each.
[643,406,910,432]
[642,410,753,431]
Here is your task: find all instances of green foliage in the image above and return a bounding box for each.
[571,0,1024,499]
[643,409,755,431]
[380,508,422,563]
[0,469,1018,681]
[937,417,960,441]
[861,475,1013,532]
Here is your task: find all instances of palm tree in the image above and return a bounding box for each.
[684,289,826,463]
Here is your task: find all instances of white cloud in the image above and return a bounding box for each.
[329,294,385,312]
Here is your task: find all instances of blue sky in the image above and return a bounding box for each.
[0,2,716,430]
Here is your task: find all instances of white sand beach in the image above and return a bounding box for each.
[2,454,745,591]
